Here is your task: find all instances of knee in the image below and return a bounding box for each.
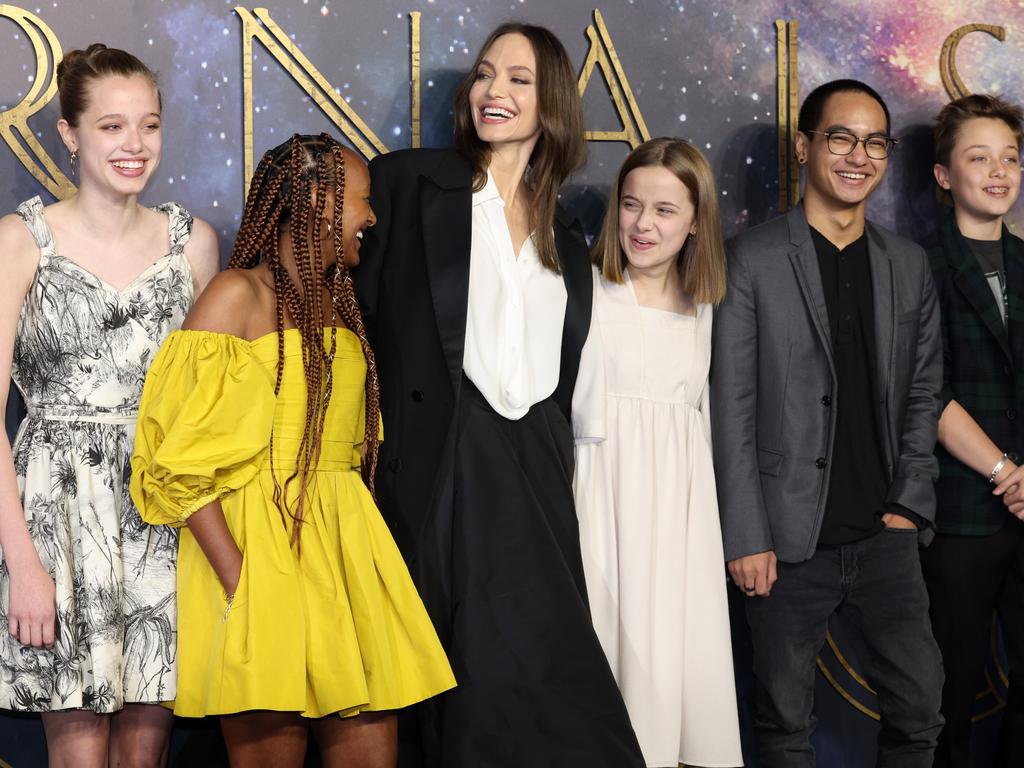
[753,673,815,733]
[109,737,169,768]
[882,686,944,742]
[109,750,166,768]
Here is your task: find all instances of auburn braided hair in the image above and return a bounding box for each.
[228,133,380,545]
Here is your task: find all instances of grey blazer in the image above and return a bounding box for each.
[710,205,942,563]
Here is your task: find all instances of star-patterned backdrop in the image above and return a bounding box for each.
[4,0,1023,248]
[2,1,1022,766]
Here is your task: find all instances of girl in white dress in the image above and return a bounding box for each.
[572,138,743,767]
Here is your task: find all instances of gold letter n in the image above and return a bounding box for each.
[235,7,388,194]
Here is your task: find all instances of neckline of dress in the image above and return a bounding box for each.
[622,269,699,320]
[247,326,360,347]
[37,205,178,296]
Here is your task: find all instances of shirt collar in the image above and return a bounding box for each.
[809,225,867,257]
[472,169,504,208]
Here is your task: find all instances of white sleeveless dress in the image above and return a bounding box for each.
[0,197,194,712]
[572,268,743,767]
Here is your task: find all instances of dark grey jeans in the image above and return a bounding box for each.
[745,527,944,767]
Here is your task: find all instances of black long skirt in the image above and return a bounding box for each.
[412,378,643,768]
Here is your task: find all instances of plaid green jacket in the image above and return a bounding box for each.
[923,213,1024,536]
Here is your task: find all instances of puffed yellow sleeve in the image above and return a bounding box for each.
[130,330,277,526]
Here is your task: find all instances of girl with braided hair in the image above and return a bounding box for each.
[130,133,454,766]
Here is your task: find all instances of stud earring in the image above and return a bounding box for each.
[797,156,806,165]
[69,150,78,175]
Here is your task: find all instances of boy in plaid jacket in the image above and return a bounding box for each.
[921,93,1024,768]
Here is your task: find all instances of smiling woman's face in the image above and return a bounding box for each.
[468,32,541,150]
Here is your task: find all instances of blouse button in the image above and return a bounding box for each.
[411,389,424,403]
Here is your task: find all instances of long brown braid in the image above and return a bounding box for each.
[228,133,381,545]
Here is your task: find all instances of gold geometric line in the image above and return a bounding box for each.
[577,10,648,149]
[825,630,876,695]
[786,20,800,207]
[409,11,421,149]
[592,9,650,144]
[234,6,389,192]
[991,614,1010,689]
[816,655,881,721]
[0,4,75,199]
[939,24,1005,102]
[254,7,388,157]
[983,666,1006,708]
[775,19,788,211]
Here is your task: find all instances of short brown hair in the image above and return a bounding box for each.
[453,22,586,272]
[57,43,160,127]
[934,93,1024,167]
[592,138,727,306]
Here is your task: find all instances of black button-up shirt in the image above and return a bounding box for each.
[811,227,889,545]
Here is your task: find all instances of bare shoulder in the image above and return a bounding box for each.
[0,211,36,253]
[182,267,268,339]
[182,216,220,291]
[0,212,41,291]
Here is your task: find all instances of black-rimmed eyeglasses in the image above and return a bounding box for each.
[803,130,898,160]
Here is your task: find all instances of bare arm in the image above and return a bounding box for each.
[938,399,1012,480]
[186,501,242,596]
[176,270,263,594]
[0,214,55,648]
[183,216,221,294]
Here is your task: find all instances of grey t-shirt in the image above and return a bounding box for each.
[965,235,1006,325]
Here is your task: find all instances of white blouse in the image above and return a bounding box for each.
[463,170,567,420]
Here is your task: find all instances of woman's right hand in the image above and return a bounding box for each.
[222,556,242,599]
[7,559,56,648]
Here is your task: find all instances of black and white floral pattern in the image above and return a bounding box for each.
[0,197,193,712]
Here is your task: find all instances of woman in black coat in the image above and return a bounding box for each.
[355,21,643,768]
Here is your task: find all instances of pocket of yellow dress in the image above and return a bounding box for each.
[222,549,250,618]
[221,548,253,664]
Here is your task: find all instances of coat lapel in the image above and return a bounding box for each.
[943,214,1012,362]
[1005,225,1024,372]
[866,222,894,408]
[419,154,473,396]
[551,209,593,420]
[786,206,836,377]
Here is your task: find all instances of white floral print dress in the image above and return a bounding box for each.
[0,196,194,712]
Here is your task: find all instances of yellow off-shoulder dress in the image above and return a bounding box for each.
[129,328,455,718]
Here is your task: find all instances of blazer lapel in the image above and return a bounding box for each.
[866,223,894,408]
[943,214,1012,362]
[551,209,592,420]
[1005,225,1024,371]
[419,155,473,396]
[786,206,836,377]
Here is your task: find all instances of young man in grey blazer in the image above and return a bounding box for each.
[711,79,945,766]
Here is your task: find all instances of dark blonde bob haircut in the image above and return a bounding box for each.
[592,137,727,306]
